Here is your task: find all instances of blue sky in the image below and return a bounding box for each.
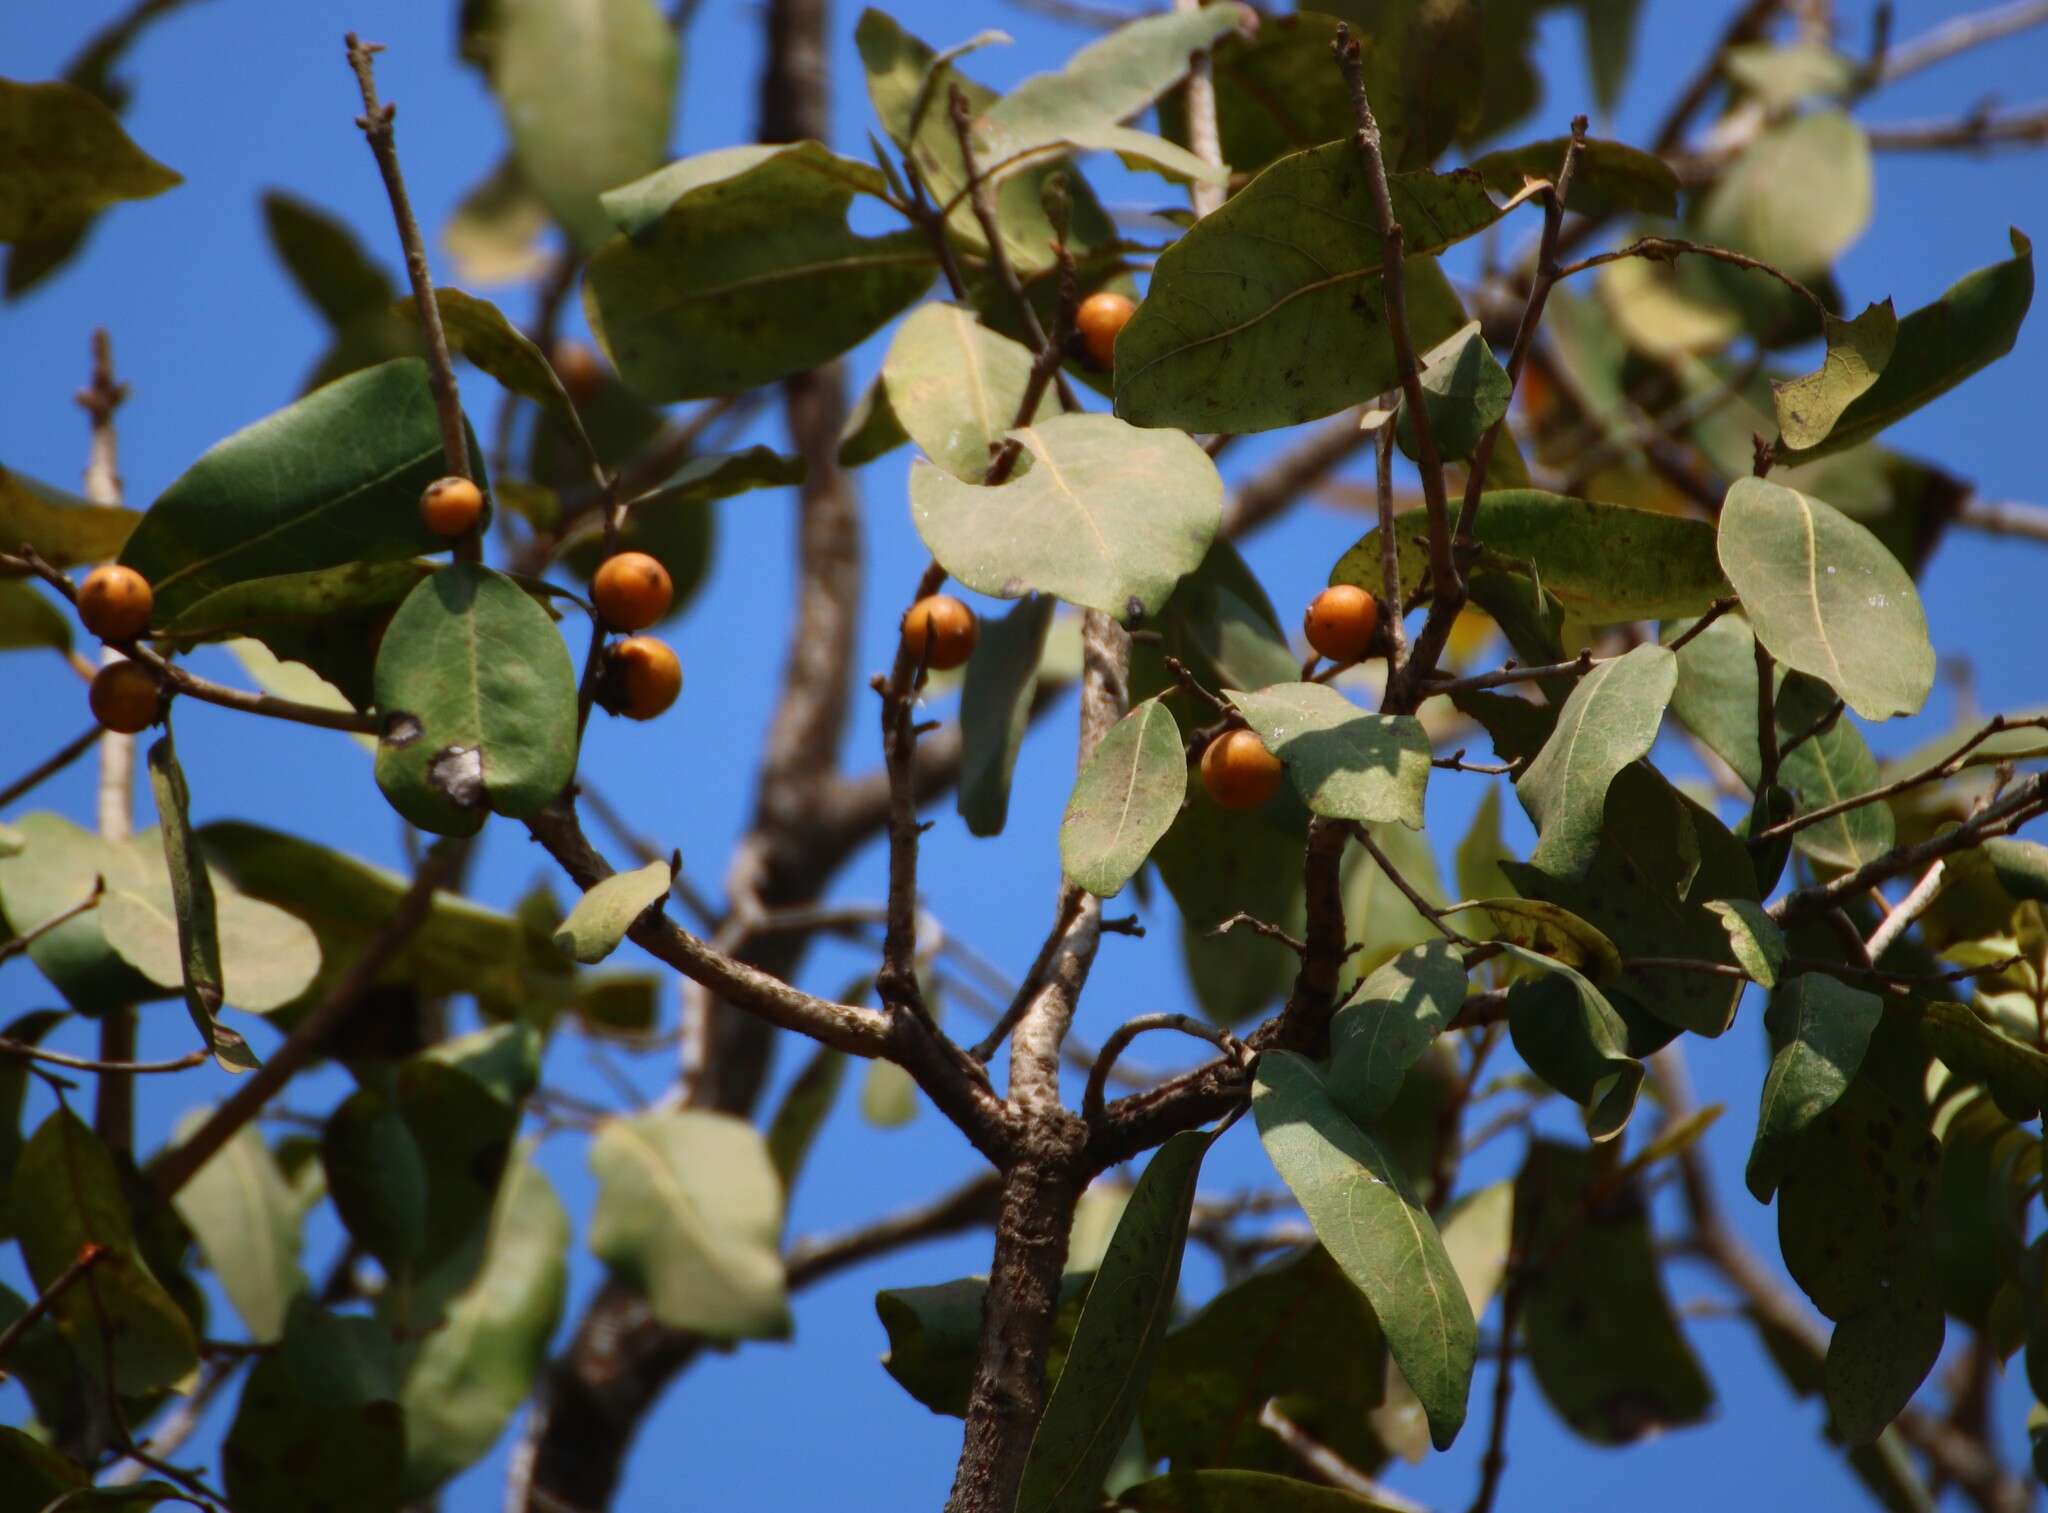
[3,1,2047,1508]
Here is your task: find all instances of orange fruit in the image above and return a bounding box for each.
[901,594,978,671]
[89,659,160,734]
[1200,728,1283,810]
[592,551,674,631]
[77,565,153,642]
[1303,584,1382,664]
[1076,291,1137,371]
[420,476,485,539]
[610,635,681,721]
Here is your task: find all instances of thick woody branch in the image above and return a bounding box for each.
[1879,2,2048,86]
[1083,1014,1242,1124]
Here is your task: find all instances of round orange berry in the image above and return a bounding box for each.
[420,477,485,540]
[901,594,978,672]
[592,551,674,631]
[609,635,681,721]
[551,341,604,407]
[1303,584,1382,665]
[1076,291,1137,371]
[89,659,161,734]
[77,565,154,642]
[1200,728,1283,811]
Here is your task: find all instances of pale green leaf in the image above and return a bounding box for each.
[553,859,671,964]
[1515,645,1676,878]
[1060,700,1185,897]
[1227,683,1431,829]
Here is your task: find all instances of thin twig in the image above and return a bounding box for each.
[1331,28,1453,653]
[1880,2,2048,84]
[1261,1401,1434,1513]
[1756,715,2048,844]
[784,1172,1003,1288]
[0,723,100,811]
[151,841,465,1198]
[0,1241,108,1369]
[344,34,475,555]
[1084,1013,1245,1125]
[1209,912,1307,955]
[1556,237,1828,323]
[0,1038,208,1076]
[1867,861,1949,961]
[0,877,102,966]
[1350,824,1473,945]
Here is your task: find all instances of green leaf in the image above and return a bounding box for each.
[1253,1050,1476,1448]
[441,154,552,287]
[1116,148,1498,432]
[0,577,70,652]
[1141,1244,1385,1476]
[199,822,565,1020]
[1696,110,1870,277]
[1467,135,1678,217]
[960,595,1057,837]
[372,563,578,835]
[911,413,1220,617]
[1773,302,1899,452]
[119,359,473,620]
[838,373,908,467]
[1984,838,2048,909]
[1918,999,2048,1122]
[854,8,1121,281]
[98,875,322,1015]
[1499,946,1644,1140]
[585,141,933,401]
[1724,40,1857,111]
[322,1087,430,1270]
[1747,974,1884,1202]
[1154,779,1305,1024]
[1155,13,1355,179]
[10,1108,198,1394]
[1327,940,1469,1121]
[167,1113,303,1341]
[1337,819,1448,995]
[262,190,394,328]
[0,79,180,242]
[399,286,590,442]
[588,1109,789,1339]
[0,1008,61,1237]
[0,465,140,567]
[1665,612,1896,869]
[0,812,161,1012]
[143,730,260,1070]
[1776,1080,1944,1444]
[398,1151,569,1497]
[1019,1128,1214,1512]
[552,859,671,964]
[1128,541,1296,703]
[1226,683,1431,829]
[765,1042,847,1200]
[1708,898,1787,988]
[1515,645,1676,878]
[1718,478,1934,721]
[1060,700,1186,898]
[561,446,806,616]
[484,0,678,251]
[1514,1140,1713,1442]
[1334,491,1729,625]
[1116,1469,1412,1511]
[1455,784,1512,903]
[1438,897,1622,980]
[1778,230,2033,463]
[883,303,1048,482]
[975,8,1240,172]
[223,1300,404,1513]
[1506,764,1757,1040]
[1395,320,1510,464]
